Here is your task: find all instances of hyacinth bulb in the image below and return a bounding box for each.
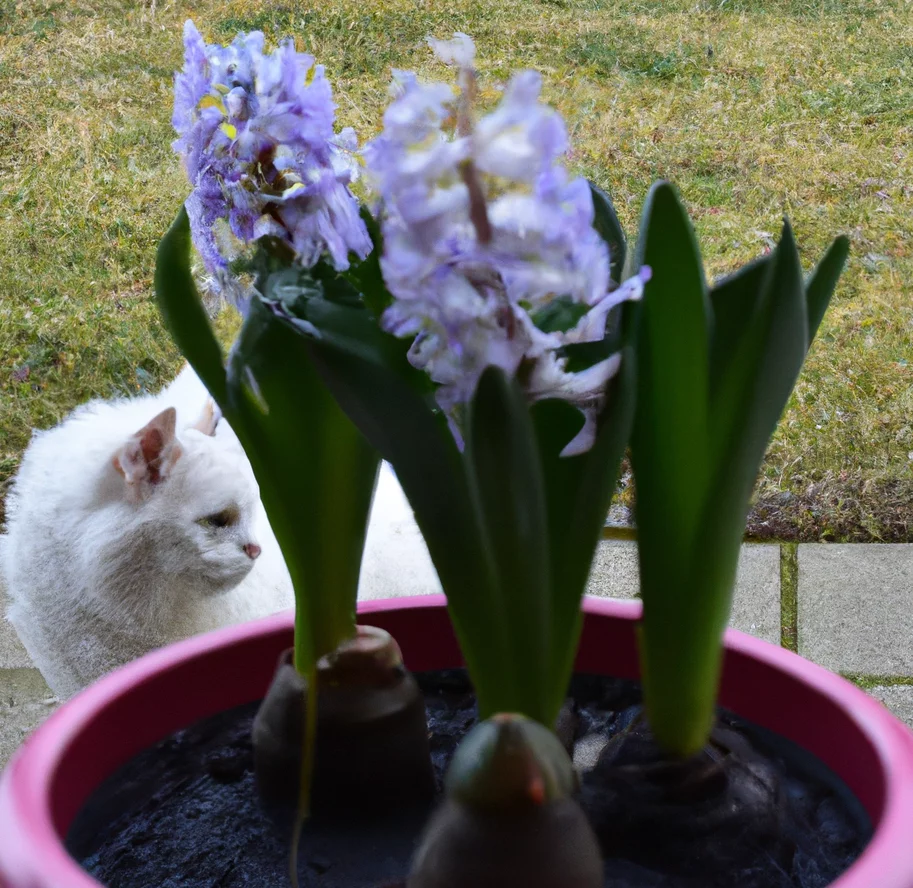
[408,714,602,888]
[446,714,577,811]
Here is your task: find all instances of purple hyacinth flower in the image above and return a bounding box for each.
[363,36,648,454]
[171,21,371,313]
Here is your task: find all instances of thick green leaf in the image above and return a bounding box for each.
[534,337,638,719]
[709,220,808,513]
[630,182,711,566]
[590,181,627,284]
[345,207,391,318]
[531,296,590,334]
[154,208,227,405]
[154,210,380,675]
[645,222,810,753]
[297,295,434,392]
[467,368,553,724]
[804,235,849,345]
[629,183,720,757]
[641,222,807,755]
[704,221,809,560]
[561,339,613,373]
[226,299,381,672]
[708,254,770,395]
[560,296,628,373]
[629,200,847,758]
[529,400,588,712]
[264,265,325,312]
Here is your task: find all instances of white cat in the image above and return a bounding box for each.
[0,367,293,699]
[0,366,441,700]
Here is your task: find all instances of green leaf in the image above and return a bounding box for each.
[154,207,227,405]
[561,339,614,373]
[589,181,627,284]
[530,296,590,334]
[629,182,718,757]
[709,220,808,514]
[646,221,811,755]
[226,298,381,673]
[646,222,806,756]
[244,236,298,290]
[708,254,770,394]
[153,210,380,676]
[630,182,711,564]
[534,332,638,719]
[294,287,517,718]
[628,200,847,758]
[804,235,849,345]
[467,368,553,724]
[263,265,325,313]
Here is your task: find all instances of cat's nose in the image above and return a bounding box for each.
[243,543,261,561]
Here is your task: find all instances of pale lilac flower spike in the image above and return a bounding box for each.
[172,20,371,313]
[363,35,650,456]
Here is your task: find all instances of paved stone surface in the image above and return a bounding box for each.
[0,667,58,770]
[0,589,32,669]
[586,541,782,644]
[0,582,58,769]
[868,685,913,729]
[798,544,913,675]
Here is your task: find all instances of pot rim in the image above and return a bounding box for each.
[1,594,911,888]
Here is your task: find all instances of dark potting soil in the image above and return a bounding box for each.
[67,671,870,888]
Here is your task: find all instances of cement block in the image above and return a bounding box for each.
[586,541,782,644]
[730,546,783,644]
[0,668,58,770]
[798,544,913,675]
[868,685,913,729]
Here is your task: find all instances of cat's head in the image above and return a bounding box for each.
[111,403,263,595]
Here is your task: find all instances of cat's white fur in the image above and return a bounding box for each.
[359,466,443,602]
[1,366,441,700]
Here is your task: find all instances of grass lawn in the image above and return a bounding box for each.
[1,0,911,539]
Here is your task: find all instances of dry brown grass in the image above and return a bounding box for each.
[1,0,911,538]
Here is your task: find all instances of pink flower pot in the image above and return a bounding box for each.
[1,595,912,887]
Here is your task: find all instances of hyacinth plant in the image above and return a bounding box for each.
[161,21,381,692]
[157,32,648,877]
[158,26,403,836]
[629,183,848,757]
[314,35,649,732]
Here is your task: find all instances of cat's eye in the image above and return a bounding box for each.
[199,507,239,529]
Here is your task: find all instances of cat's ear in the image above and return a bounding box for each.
[112,408,183,500]
[191,399,220,437]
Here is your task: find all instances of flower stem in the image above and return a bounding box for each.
[460,159,492,246]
